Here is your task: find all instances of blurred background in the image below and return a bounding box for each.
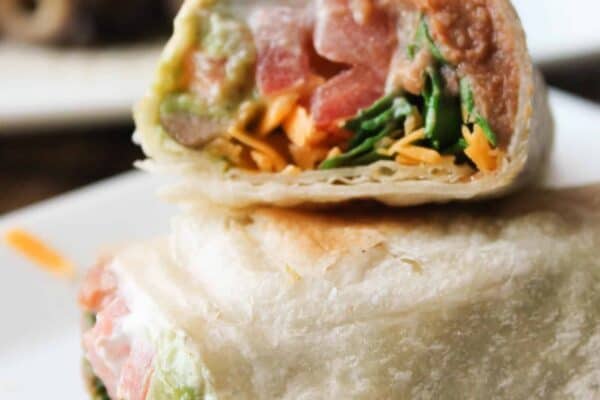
[0,0,599,215]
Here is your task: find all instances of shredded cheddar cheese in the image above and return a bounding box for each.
[404,109,423,135]
[4,228,75,278]
[396,145,443,164]
[395,154,420,166]
[281,165,302,175]
[378,128,453,166]
[258,93,299,136]
[326,147,342,159]
[289,144,329,170]
[283,106,326,147]
[388,129,426,154]
[228,127,288,171]
[462,124,499,172]
[250,150,277,172]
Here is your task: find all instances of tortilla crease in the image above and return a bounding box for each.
[134,0,553,208]
[88,185,600,399]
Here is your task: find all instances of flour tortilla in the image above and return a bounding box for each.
[92,185,600,399]
[134,0,552,208]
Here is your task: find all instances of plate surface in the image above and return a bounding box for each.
[0,43,160,133]
[1,0,599,132]
[0,90,599,399]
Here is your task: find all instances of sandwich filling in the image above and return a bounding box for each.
[156,0,518,174]
[79,258,211,400]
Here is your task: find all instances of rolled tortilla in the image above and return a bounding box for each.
[80,185,600,399]
[135,0,552,207]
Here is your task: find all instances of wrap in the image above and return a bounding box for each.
[80,185,600,399]
[135,0,553,207]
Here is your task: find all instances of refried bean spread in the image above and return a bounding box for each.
[421,0,519,147]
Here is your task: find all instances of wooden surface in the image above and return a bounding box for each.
[0,64,599,215]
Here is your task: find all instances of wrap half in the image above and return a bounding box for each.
[80,185,600,399]
[135,0,552,207]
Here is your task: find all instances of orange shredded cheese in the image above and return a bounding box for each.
[258,94,299,136]
[396,145,443,164]
[250,150,276,172]
[283,106,326,147]
[462,124,498,172]
[379,128,451,166]
[228,128,288,171]
[395,154,420,166]
[4,228,75,278]
[289,144,329,170]
[326,146,342,159]
[281,165,302,175]
[403,109,423,135]
[389,128,426,153]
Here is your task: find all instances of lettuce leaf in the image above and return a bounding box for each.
[148,331,206,400]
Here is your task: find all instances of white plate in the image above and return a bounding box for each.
[0,43,161,133]
[1,1,599,133]
[0,89,599,399]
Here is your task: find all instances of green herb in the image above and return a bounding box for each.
[460,78,498,147]
[344,90,400,132]
[422,67,462,150]
[360,108,395,132]
[358,97,413,133]
[408,16,445,63]
[321,93,416,169]
[319,124,396,169]
[345,150,393,166]
[475,116,497,147]
[443,138,468,155]
[460,78,476,119]
[347,97,413,150]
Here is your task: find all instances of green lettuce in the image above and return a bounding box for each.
[148,331,207,400]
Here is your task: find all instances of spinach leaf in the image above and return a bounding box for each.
[347,96,413,150]
[344,91,399,132]
[322,94,415,169]
[423,67,462,150]
[359,97,413,133]
[460,78,476,118]
[475,116,498,147]
[360,108,395,132]
[320,124,396,169]
[443,138,468,155]
[408,16,445,63]
[460,78,498,147]
[344,150,393,167]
